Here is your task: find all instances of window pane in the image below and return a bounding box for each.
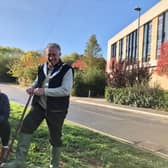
[164,11,168,41]
[157,15,164,57]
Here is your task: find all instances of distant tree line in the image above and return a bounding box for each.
[0,34,106,97]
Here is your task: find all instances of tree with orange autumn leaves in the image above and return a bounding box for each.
[8,51,46,85]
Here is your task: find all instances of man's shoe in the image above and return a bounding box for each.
[50,147,61,168]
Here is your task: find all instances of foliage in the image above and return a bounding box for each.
[0,56,16,82]
[106,58,152,88]
[0,46,23,57]
[71,71,89,97]
[163,91,168,110]
[95,57,106,70]
[71,59,87,70]
[8,51,44,85]
[61,52,80,65]
[156,42,168,76]
[72,67,106,97]
[71,34,106,97]
[82,55,106,71]
[84,34,102,57]
[0,47,23,82]
[8,102,168,168]
[83,66,106,96]
[106,57,127,88]
[105,84,166,109]
[83,34,104,68]
[125,62,152,87]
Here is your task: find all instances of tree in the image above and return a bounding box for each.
[72,35,106,97]
[8,51,44,85]
[71,59,87,70]
[0,47,23,82]
[83,34,104,68]
[61,52,80,65]
[0,46,23,57]
[83,66,106,96]
[84,34,101,57]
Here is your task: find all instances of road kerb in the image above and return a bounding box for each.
[73,100,168,119]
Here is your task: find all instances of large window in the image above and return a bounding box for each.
[126,30,137,63]
[119,38,123,59]
[111,43,117,57]
[142,21,152,62]
[157,10,168,57]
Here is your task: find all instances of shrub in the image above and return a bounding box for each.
[106,58,127,88]
[162,91,168,110]
[0,56,17,82]
[71,70,89,97]
[72,67,106,97]
[105,84,165,109]
[83,66,106,97]
[106,58,152,88]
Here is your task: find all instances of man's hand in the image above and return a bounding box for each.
[33,88,44,96]
[26,87,34,95]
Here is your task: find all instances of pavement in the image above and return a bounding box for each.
[71,96,168,119]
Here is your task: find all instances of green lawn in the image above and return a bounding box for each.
[7,102,168,168]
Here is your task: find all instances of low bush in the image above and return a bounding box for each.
[71,71,89,97]
[105,84,167,109]
[72,68,106,97]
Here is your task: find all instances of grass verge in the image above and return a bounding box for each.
[7,102,168,168]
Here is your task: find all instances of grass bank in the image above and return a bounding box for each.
[7,102,168,168]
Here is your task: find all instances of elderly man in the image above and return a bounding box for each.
[3,43,73,168]
[0,90,10,163]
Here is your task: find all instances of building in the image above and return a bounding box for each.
[107,0,168,90]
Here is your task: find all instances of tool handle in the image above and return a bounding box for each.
[5,95,32,160]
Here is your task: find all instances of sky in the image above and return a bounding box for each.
[0,0,159,59]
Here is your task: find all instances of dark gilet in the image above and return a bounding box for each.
[32,61,72,111]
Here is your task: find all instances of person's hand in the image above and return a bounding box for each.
[26,87,34,95]
[33,88,44,96]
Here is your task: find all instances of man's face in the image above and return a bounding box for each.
[46,47,60,66]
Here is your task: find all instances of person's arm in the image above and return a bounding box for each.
[0,93,10,123]
[26,75,38,95]
[44,68,73,97]
[31,76,38,88]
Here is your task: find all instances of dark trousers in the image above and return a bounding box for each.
[0,120,10,146]
[21,103,67,147]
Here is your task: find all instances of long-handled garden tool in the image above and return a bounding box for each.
[0,95,32,164]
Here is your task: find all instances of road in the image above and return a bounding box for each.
[1,83,168,157]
